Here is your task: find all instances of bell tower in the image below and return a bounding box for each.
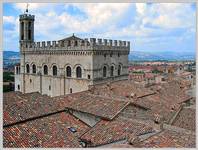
[19,4,34,47]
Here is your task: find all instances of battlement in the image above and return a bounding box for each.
[21,37,130,51]
[19,14,35,20]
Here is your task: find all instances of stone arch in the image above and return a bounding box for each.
[26,63,30,73]
[118,63,123,76]
[42,64,48,75]
[51,64,58,76]
[102,64,109,78]
[32,64,37,74]
[64,64,72,77]
[74,64,83,78]
[76,66,82,78]
[110,63,116,77]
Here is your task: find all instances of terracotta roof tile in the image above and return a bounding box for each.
[4,112,90,148]
[134,129,195,148]
[65,92,129,120]
[172,107,195,131]
[80,119,153,147]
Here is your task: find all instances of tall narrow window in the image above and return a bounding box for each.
[103,66,107,77]
[21,22,24,40]
[28,22,31,40]
[68,40,71,46]
[66,66,71,77]
[75,41,78,46]
[16,67,19,74]
[32,64,36,74]
[26,64,30,73]
[43,65,48,75]
[53,66,57,76]
[118,65,121,76]
[76,66,82,78]
[110,66,114,77]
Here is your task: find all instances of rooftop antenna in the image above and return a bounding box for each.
[25,3,29,13]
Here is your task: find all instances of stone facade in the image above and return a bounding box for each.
[15,11,130,97]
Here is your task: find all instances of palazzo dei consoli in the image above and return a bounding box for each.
[15,10,130,97]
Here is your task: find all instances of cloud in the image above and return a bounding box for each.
[3,3,196,53]
[135,3,195,29]
[3,16,15,24]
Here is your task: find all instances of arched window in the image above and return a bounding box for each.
[68,40,71,46]
[103,66,107,77]
[66,66,72,77]
[32,64,36,74]
[53,65,57,76]
[16,67,19,74]
[118,65,121,76]
[110,66,114,77]
[26,64,30,73]
[76,66,82,78]
[43,65,48,75]
[75,41,78,46]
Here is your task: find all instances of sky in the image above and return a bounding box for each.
[3,3,196,54]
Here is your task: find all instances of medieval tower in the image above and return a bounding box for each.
[15,9,130,97]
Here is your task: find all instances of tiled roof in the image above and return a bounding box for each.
[90,80,155,99]
[134,128,195,148]
[65,92,129,120]
[133,80,193,122]
[3,92,68,126]
[3,112,90,148]
[80,119,153,147]
[172,107,195,131]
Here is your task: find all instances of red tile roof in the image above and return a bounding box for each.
[80,119,153,147]
[65,92,129,120]
[3,112,90,148]
[134,129,195,148]
[3,92,68,126]
[90,80,155,99]
[172,107,195,131]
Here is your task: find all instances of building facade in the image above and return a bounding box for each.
[15,11,130,97]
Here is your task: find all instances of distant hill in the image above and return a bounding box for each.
[129,51,195,61]
[3,50,195,67]
[3,51,20,60]
[3,51,20,68]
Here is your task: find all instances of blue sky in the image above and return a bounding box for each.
[3,3,196,54]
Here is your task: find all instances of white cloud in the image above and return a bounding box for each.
[3,3,196,53]
[3,16,15,24]
[136,3,147,15]
[60,3,131,32]
[135,3,195,29]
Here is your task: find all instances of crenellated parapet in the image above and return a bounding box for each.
[19,14,35,21]
[21,37,130,52]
